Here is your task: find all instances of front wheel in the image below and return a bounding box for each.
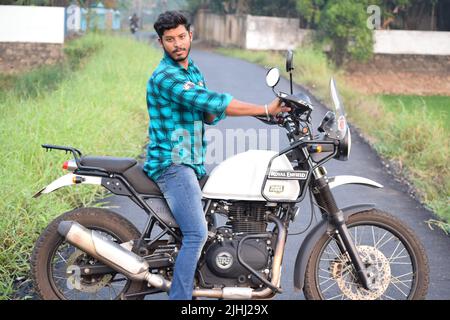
[304,209,429,300]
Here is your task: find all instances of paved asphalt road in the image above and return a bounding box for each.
[102,47,450,300]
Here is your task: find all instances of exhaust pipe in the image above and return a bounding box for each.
[58,217,286,300]
[57,221,170,290]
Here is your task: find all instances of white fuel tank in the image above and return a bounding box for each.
[202,150,300,202]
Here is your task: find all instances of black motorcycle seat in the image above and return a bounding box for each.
[80,156,137,173]
[123,163,209,195]
[79,156,208,195]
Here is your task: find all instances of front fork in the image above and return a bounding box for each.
[311,170,372,291]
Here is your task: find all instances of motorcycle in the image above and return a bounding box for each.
[31,51,429,300]
[130,24,138,35]
[129,15,138,35]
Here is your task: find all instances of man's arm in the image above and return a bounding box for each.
[225,98,291,117]
[205,98,290,124]
[153,71,289,122]
[224,99,268,116]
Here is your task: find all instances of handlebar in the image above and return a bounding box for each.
[277,92,313,115]
[253,115,279,125]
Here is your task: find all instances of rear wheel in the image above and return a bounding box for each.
[304,209,429,300]
[31,207,147,300]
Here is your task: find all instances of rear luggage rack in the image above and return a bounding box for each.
[42,144,109,175]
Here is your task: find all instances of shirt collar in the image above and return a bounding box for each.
[163,52,194,72]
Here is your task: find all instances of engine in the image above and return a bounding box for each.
[227,202,268,233]
[198,202,276,288]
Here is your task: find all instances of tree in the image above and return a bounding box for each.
[236,0,250,14]
[376,0,411,29]
[296,0,326,28]
[0,0,126,7]
[185,0,297,16]
[318,0,373,66]
[249,0,297,17]
[370,0,443,31]
[0,0,70,5]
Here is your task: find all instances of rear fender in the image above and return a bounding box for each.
[33,173,102,198]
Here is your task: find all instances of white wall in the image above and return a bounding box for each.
[374,30,450,55]
[195,11,450,56]
[0,5,65,44]
[195,11,247,48]
[246,15,311,50]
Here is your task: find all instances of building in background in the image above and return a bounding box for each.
[0,1,124,74]
[0,5,65,74]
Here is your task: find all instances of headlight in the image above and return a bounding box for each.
[335,127,351,161]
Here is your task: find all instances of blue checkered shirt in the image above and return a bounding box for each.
[143,53,233,182]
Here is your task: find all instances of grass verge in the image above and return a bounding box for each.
[0,33,161,299]
[217,47,449,232]
[380,95,450,132]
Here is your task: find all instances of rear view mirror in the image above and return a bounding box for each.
[266,68,280,88]
[286,50,294,72]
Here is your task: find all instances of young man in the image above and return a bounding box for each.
[143,11,290,300]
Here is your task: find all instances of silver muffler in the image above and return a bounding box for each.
[58,218,286,299]
[57,221,170,290]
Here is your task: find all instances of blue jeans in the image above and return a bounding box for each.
[155,164,208,300]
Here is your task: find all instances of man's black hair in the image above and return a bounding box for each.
[154,11,191,39]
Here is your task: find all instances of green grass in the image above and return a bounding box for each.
[0,35,103,102]
[0,65,68,101]
[217,46,450,231]
[375,95,449,222]
[0,33,161,299]
[380,95,450,132]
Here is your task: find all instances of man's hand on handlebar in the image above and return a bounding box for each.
[267,98,291,116]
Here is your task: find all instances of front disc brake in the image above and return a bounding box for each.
[329,245,391,300]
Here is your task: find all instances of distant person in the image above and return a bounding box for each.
[143,11,290,300]
[129,13,139,34]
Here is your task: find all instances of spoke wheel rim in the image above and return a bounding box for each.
[315,221,418,300]
[48,228,131,300]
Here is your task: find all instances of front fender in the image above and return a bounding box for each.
[328,175,383,189]
[33,173,102,198]
[292,204,375,292]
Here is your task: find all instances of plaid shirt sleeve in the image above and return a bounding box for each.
[204,108,226,125]
[153,70,232,121]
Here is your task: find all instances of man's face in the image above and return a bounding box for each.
[159,24,192,62]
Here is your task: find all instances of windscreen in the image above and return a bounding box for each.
[329,78,348,140]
